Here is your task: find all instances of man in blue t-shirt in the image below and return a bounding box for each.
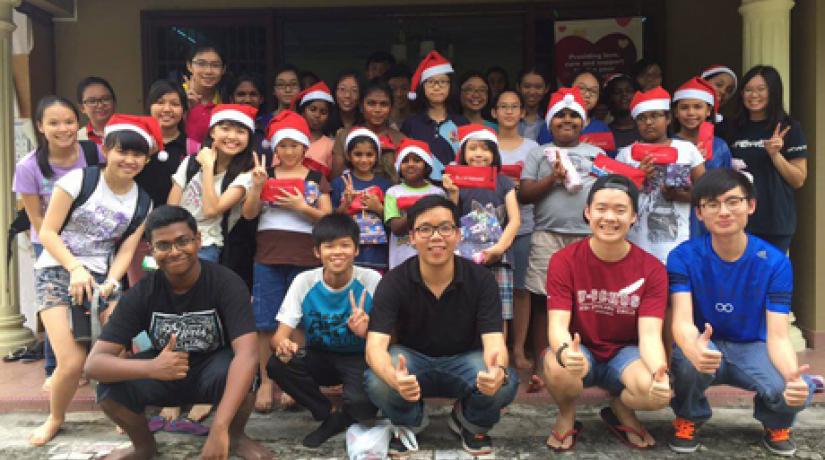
[267,213,381,448]
[667,169,814,457]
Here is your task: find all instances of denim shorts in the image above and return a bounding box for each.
[252,263,308,331]
[580,344,641,395]
[35,265,120,311]
[198,245,221,263]
[507,233,531,290]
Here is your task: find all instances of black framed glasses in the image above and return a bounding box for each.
[414,222,457,238]
[151,236,197,253]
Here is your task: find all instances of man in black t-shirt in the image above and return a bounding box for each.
[365,196,519,457]
[84,206,273,460]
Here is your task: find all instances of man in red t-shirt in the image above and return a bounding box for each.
[541,174,671,452]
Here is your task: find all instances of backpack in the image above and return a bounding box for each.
[7,141,100,263]
[61,165,152,256]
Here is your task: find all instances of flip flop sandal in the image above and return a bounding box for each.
[599,407,653,449]
[164,417,210,436]
[526,374,544,393]
[147,415,167,433]
[546,420,583,452]
[3,346,28,362]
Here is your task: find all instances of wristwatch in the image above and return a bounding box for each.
[555,342,570,368]
[498,365,510,386]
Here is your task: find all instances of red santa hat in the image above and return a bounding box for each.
[209,104,258,131]
[700,64,738,92]
[289,81,335,111]
[458,124,499,150]
[408,51,454,101]
[545,87,588,125]
[674,77,722,122]
[394,138,434,172]
[104,114,167,161]
[630,86,671,119]
[266,110,310,148]
[345,127,382,155]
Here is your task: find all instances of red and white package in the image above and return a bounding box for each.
[444,165,498,190]
[697,122,714,161]
[396,195,424,211]
[630,143,679,165]
[347,185,385,214]
[580,131,616,153]
[260,178,305,203]
[590,154,647,189]
[302,156,331,179]
[545,147,582,193]
[500,164,523,181]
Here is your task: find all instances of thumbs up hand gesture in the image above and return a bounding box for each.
[562,333,587,378]
[784,365,811,407]
[690,323,723,374]
[151,334,189,381]
[346,289,369,338]
[476,351,506,396]
[393,354,421,402]
[648,365,673,404]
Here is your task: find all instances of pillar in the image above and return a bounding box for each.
[0,0,34,355]
[739,0,795,109]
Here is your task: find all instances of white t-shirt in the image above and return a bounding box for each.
[172,156,253,248]
[500,138,539,235]
[35,169,143,274]
[615,139,704,263]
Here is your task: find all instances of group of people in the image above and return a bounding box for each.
[11,41,817,459]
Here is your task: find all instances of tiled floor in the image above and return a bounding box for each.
[2,348,822,413]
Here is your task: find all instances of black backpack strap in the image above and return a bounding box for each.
[79,140,100,166]
[115,189,152,254]
[185,156,201,186]
[60,166,101,234]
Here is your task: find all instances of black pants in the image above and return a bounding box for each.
[266,349,376,422]
[97,348,236,414]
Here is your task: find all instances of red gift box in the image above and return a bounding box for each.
[500,164,523,180]
[302,157,331,179]
[631,143,679,165]
[347,185,385,214]
[396,195,424,211]
[444,165,498,190]
[590,154,647,189]
[580,131,616,152]
[260,178,305,203]
[698,122,714,161]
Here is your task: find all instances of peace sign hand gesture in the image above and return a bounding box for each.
[764,122,791,157]
[347,290,369,338]
[250,152,269,190]
[341,174,357,207]
[182,75,202,107]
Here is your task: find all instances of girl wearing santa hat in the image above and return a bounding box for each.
[168,104,257,264]
[242,110,332,413]
[701,65,738,108]
[384,139,447,268]
[292,82,336,177]
[29,115,154,446]
[671,77,733,237]
[401,51,469,176]
[615,87,706,263]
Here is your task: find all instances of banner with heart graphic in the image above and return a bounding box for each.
[554,17,643,86]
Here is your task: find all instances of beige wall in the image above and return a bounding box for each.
[790,0,824,344]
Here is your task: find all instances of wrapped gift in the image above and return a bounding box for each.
[590,154,646,189]
[260,178,305,203]
[545,147,582,193]
[302,156,331,179]
[500,164,523,181]
[396,195,423,211]
[631,143,679,165]
[458,202,503,263]
[664,163,692,189]
[444,165,498,190]
[347,185,385,214]
[580,131,616,152]
[355,211,387,245]
[698,122,714,161]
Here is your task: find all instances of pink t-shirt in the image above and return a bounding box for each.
[12,145,104,243]
[547,237,667,362]
[305,136,334,171]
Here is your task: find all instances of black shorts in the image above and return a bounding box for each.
[96,347,240,413]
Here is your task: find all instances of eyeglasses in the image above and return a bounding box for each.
[191,60,223,70]
[575,85,599,97]
[743,86,768,96]
[423,78,450,89]
[636,112,667,124]
[414,222,457,238]
[700,196,747,213]
[151,236,197,253]
[82,96,114,107]
[496,104,521,112]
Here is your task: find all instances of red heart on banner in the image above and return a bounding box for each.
[554,33,638,85]
[558,25,567,32]
[615,17,632,27]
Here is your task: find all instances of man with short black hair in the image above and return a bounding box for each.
[365,195,519,458]
[668,169,814,456]
[84,205,272,460]
[365,50,396,80]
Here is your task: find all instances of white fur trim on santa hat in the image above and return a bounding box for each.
[631,99,671,119]
[104,123,155,149]
[210,109,255,131]
[459,130,499,149]
[345,128,381,154]
[271,128,310,148]
[420,63,454,84]
[673,88,714,106]
[547,93,588,125]
[394,146,433,172]
[701,66,738,90]
[301,90,335,106]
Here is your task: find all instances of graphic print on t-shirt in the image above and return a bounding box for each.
[149,310,225,353]
[575,285,642,316]
[64,204,131,256]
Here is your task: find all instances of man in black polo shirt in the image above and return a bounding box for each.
[365,195,519,457]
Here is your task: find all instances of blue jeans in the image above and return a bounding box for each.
[364,345,519,434]
[198,245,221,263]
[671,341,815,429]
[32,243,56,376]
[252,263,307,331]
[579,344,641,395]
